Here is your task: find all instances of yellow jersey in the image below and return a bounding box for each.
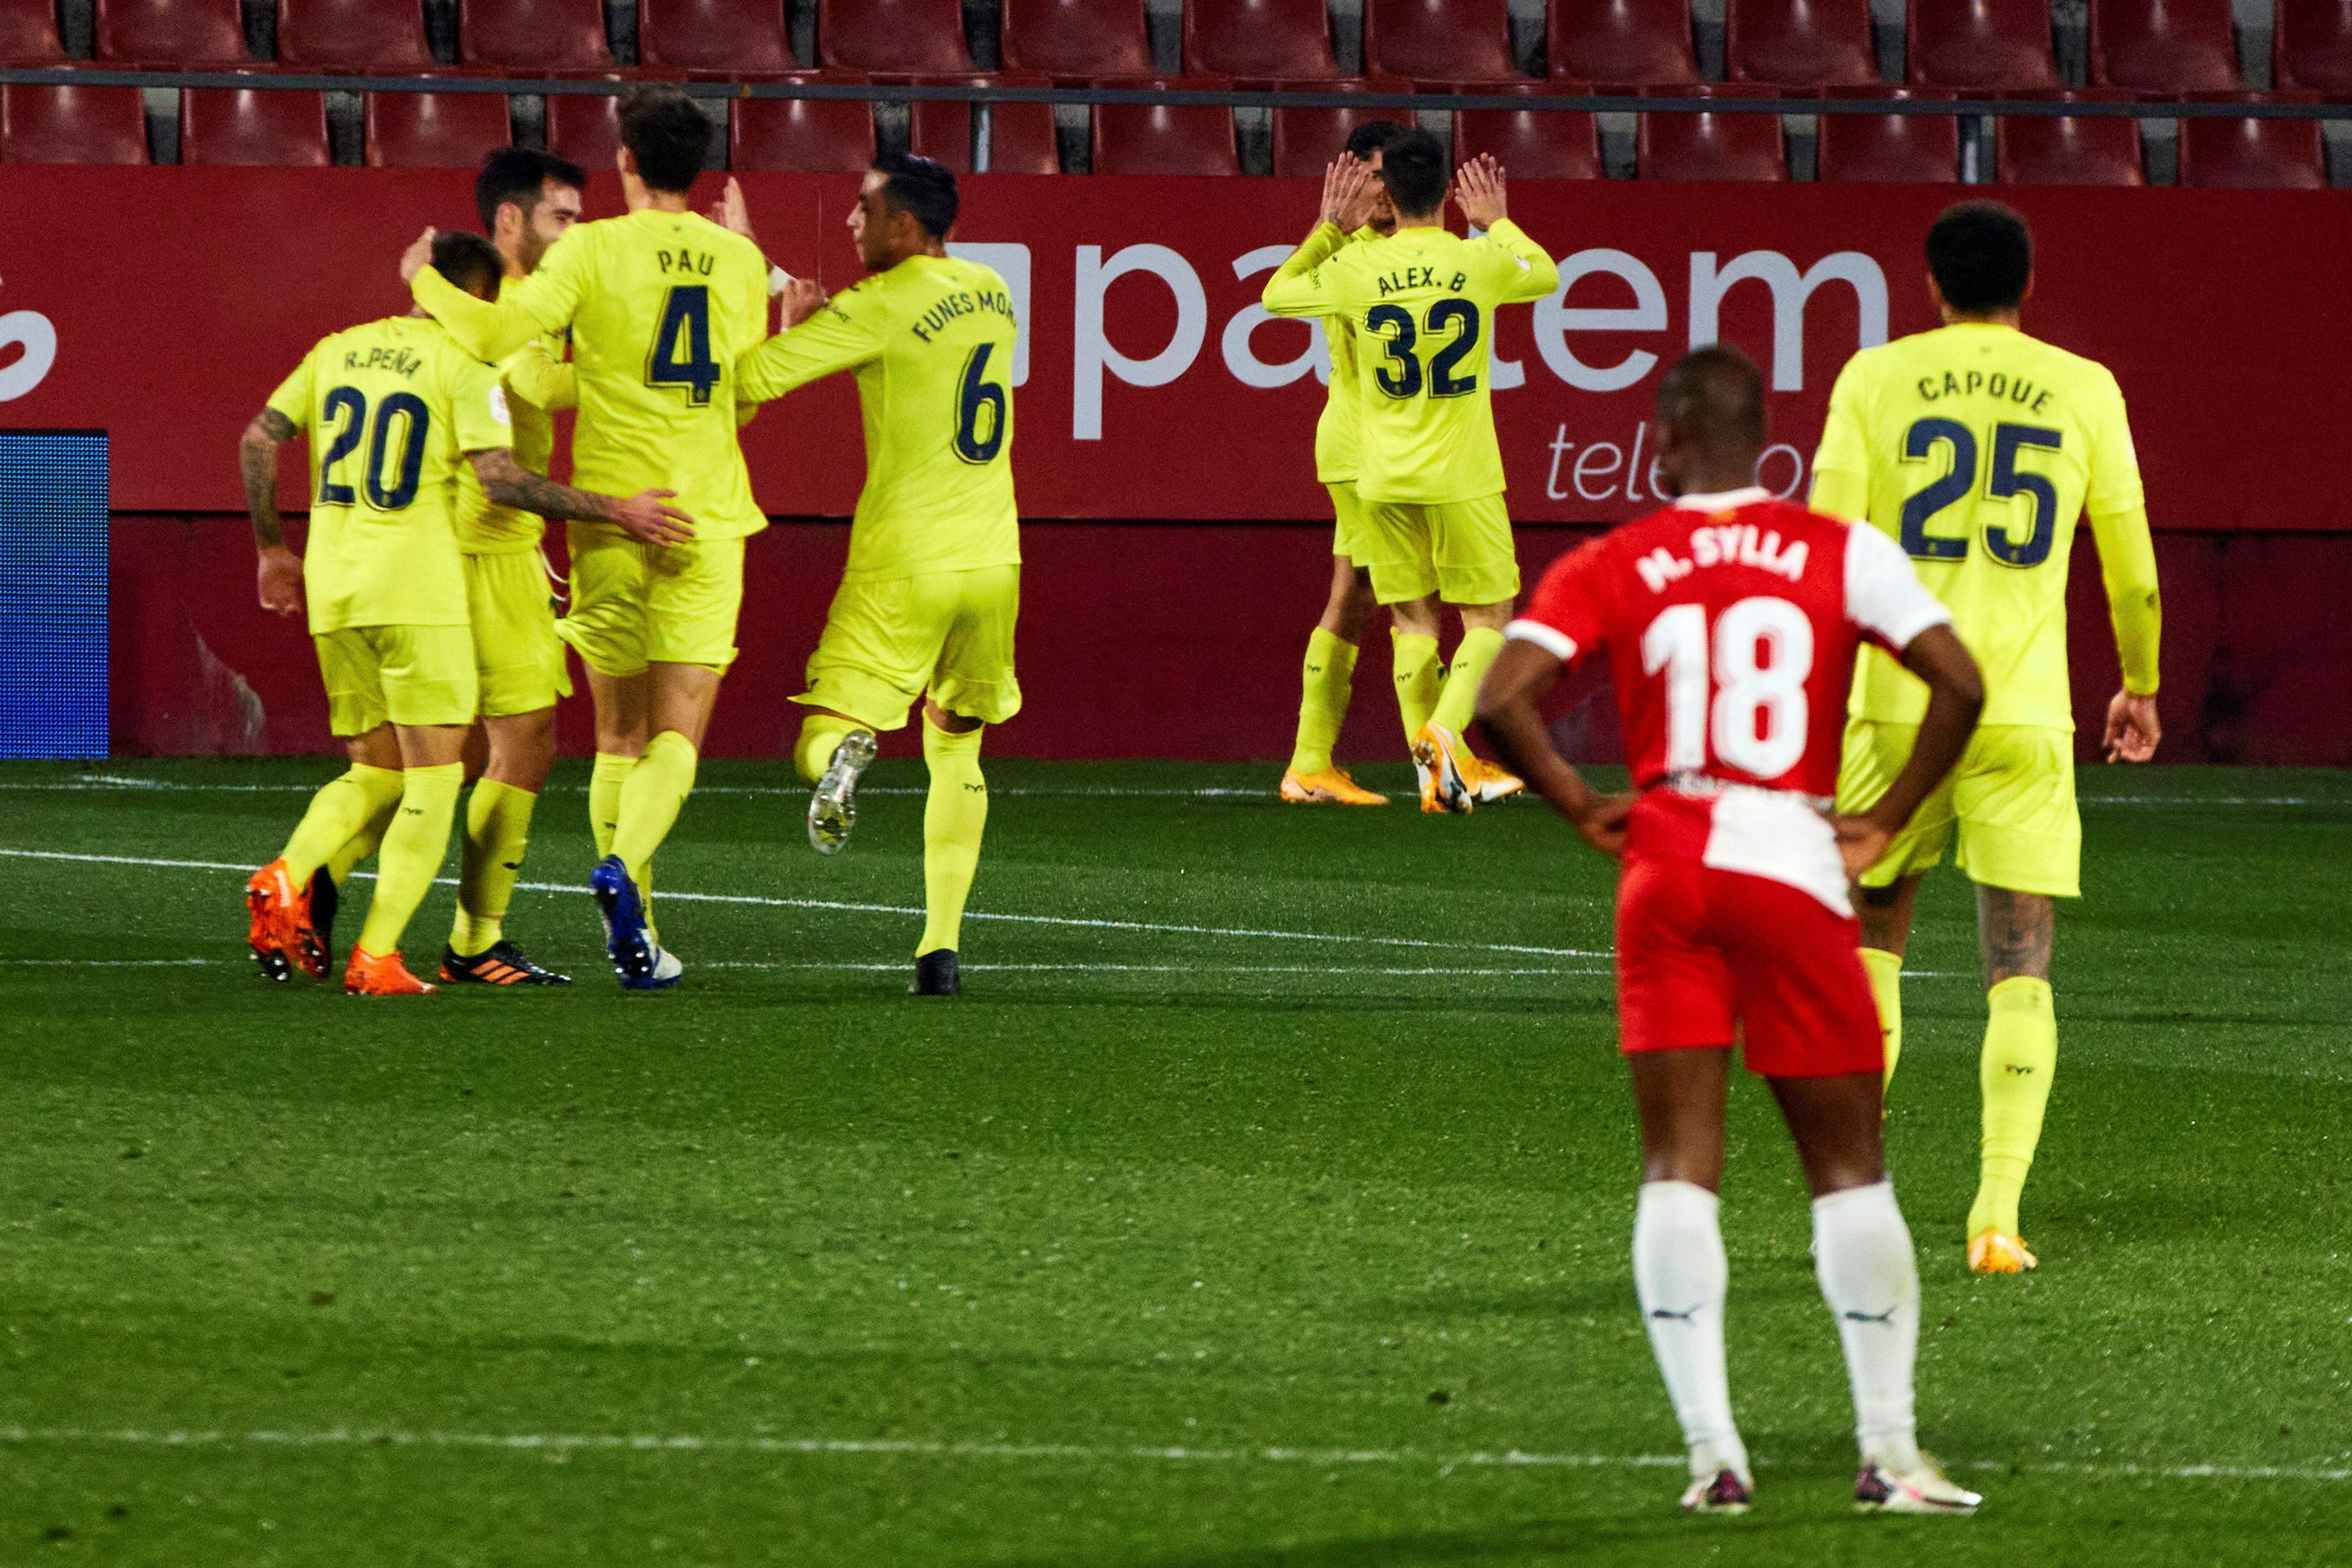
[1275,222,1379,485]
[1262,219,1558,505]
[452,333,575,554]
[265,315,509,634]
[1812,322,2160,730]
[412,207,769,540]
[736,253,1020,585]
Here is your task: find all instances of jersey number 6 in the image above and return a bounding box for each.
[1899,417,2064,568]
[953,342,1008,464]
[1364,300,1482,400]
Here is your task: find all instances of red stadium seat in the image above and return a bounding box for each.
[1184,0,1341,82]
[1993,88,2143,183]
[730,76,878,171]
[1364,0,1522,84]
[2273,0,2352,92]
[277,0,433,68]
[181,87,331,167]
[1091,73,1239,173]
[460,0,613,70]
[1727,0,1878,86]
[2089,0,2240,91]
[1002,0,1152,80]
[546,89,624,169]
[0,0,67,64]
[95,0,252,65]
[817,0,973,74]
[1548,0,1699,87]
[905,72,1058,172]
[1816,85,1958,181]
[1637,82,1786,179]
[640,0,799,74]
[0,83,148,163]
[1269,77,1413,176]
[2177,91,2326,187]
[1450,79,1601,177]
[1908,0,2060,89]
[366,89,512,166]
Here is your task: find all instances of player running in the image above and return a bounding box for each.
[242,232,694,994]
[1476,347,1986,1515]
[401,85,767,990]
[1810,201,2163,1274]
[732,155,1019,998]
[1263,133,1551,814]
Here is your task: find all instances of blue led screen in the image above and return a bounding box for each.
[0,430,109,758]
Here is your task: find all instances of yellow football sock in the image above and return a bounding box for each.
[326,787,400,884]
[611,730,696,890]
[1393,630,1441,742]
[281,763,404,886]
[1430,626,1504,737]
[795,712,864,785]
[589,750,656,941]
[450,779,536,957]
[918,717,988,957]
[356,762,462,956]
[1969,976,2059,1239]
[1861,947,1906,1090]
[1287,627,1357,776]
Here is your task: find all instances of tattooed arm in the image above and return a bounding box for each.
[241,408,305,617]
[467,449,698,547]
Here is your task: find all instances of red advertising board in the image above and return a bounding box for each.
[3,167,2349,530]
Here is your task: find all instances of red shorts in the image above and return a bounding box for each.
[1615,795,1883,1079]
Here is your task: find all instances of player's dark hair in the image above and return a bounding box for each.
[871,151,959,240]
[432,230,505,298]
[1657,345,1766,455]
[1344,119,1407,161]
[1375,128,1449,217]
[474,147,585,235]
[1925,200,2033,313]
[618,84,711,193]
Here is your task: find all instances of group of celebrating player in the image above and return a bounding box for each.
[1259,125,2161,1514]
[232,90,2165,1518]
[240,86,1019,1000]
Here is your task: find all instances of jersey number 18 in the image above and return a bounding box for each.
[1641,597,1815,779]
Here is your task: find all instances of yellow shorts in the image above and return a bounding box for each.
[1836,719,2081,899]
[556,527,745,678]
[313,624,477,736]
[1360,493,1520,606]
[1328,481,1393,570]
[793,564,1022,732]
[464,550,573,718]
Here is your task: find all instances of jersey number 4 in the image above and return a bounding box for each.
[647,285,722,405]
[1900,418,2063,568]
[1642,597,1815,779]
[318,386,429,510]
[1364,300,1482,400]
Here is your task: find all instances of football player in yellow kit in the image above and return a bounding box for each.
[402,86,765,990]
[1263,132,1557,813]
[243,232,694,994]
[732,155,1020,998]
[1811,202,2163,1273]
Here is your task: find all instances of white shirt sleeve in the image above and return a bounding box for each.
[1504,618,1577,661]
[1843,522,1952,651]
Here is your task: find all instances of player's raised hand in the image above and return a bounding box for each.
[256,546,305,617]
[611,489,698,548]
[2104,688,2161,762]
[1452,153,1508,231]
[778,276,827,329]
[398,227,437,283]
[709,177,757,243]
[1833,814,1895,883]
[1320,157,1379,232]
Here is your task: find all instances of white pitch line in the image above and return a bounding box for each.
[0,848,1607,960]
[0,1424,2339,1485]
[0,957,1603,979]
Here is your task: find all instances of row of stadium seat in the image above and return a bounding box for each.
[3,0,2349,95]
[0,78,2327,185]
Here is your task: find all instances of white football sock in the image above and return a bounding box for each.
[1812,1179,1923,1472]
[1632,1180,1749,1482]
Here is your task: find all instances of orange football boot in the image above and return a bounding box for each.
[245,860,297,982]
[345,947,436,996]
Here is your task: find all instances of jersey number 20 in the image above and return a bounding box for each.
[318,386,430,510]
[647,285,722,405]
[1641,597,1815,779]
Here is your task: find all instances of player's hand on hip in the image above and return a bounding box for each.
[612,489,698,548]
[1572,791,1634,857]
[256,546,305,617]
[2104,688,2161,762]
[399,227,436,284]
[1454,153,1507,230]
[1834,815,1895,883]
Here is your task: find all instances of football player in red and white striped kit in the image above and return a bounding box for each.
[1464,346,1988,1516]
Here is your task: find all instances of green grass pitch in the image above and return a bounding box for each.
[2,757,2349,1564]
